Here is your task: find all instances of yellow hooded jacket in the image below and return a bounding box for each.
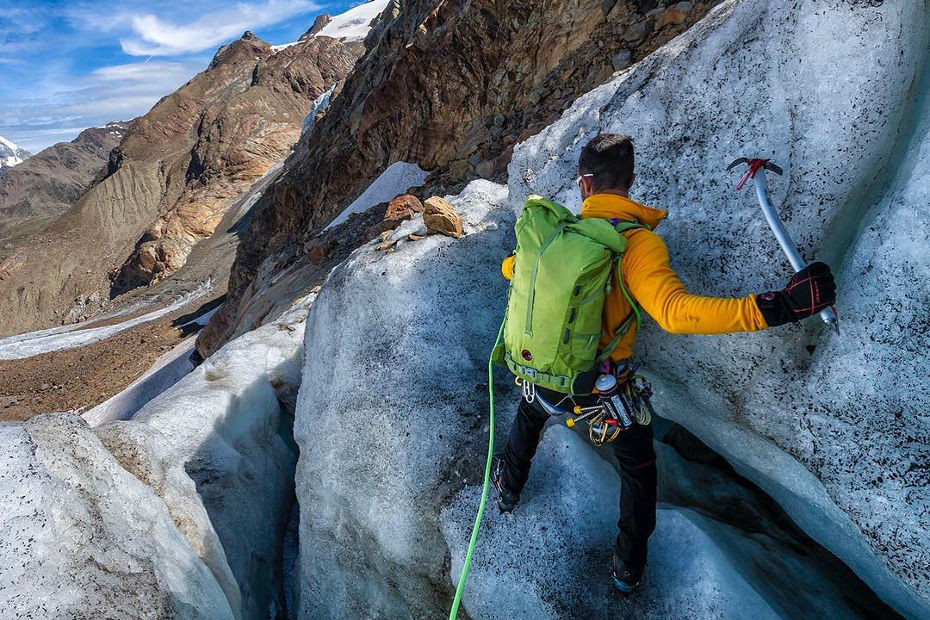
[501,193,768,361]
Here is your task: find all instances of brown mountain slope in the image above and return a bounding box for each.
[199,0,721,355]
[0,31,364,337]
[0,122,131,260]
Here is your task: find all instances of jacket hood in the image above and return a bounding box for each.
[580,193,668,229]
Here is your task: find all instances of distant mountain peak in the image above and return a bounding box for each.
[301,14,332,39]
[0,136,31,170]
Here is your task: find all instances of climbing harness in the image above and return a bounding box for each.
[449,325,658,618]
[565,363,656,446]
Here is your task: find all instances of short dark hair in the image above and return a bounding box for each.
[578,134,634,191]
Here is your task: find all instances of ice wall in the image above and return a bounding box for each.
[98,296,313,619]
[294,178,900,618]
[508,0,930,616]
[295,181,512,618]
[0,415,234,618]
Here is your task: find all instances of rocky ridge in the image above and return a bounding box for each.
[0,122,131,261]
[0,30,364,337]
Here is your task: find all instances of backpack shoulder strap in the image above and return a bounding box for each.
[609,218,651,234]
[595,219,649,362]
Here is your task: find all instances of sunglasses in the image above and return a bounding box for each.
[576,173,594,187]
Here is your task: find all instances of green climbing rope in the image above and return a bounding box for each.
[449,319,505,619]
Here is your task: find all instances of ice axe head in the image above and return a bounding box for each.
[727,158,783,190]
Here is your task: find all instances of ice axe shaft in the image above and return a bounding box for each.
[728,158,840,335]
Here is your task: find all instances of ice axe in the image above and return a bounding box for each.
[727,157,840,335]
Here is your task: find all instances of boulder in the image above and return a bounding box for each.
[363,194,425,240]
[386,194,424,220]
[423,196,464,237]
[656,1,693,29]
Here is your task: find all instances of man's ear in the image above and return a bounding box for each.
[580,176,594,199]
[629,172,636,189]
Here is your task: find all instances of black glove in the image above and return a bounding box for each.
[756,261,836,327]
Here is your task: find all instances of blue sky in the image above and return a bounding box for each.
[0,0,360,153]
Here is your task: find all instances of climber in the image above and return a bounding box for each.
[492,134,836,594]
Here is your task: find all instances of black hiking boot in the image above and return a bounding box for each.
[491,455,520,513]
[612,553,644,595]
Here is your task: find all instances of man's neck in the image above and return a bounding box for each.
[589,188,629,199]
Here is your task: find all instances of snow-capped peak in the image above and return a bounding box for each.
[270,0,389,52]
[314,0,389,42]
[0,135,31,169]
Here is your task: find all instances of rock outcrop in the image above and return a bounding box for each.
[0,30,364,337]
[199,0,723,356]
[0,122,130,260]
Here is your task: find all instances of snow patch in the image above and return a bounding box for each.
[315,0,389,42]
[0,134,30,168]
[0,282,212,360]
[302,85,334,134]
[271,41,299,52]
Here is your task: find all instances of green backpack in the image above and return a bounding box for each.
[492,195,647,394]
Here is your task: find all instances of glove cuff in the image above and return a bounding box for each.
[755,291,793,327]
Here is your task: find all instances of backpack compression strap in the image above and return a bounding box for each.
[595,219,649,362]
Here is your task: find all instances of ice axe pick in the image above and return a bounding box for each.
[727,158,840,335]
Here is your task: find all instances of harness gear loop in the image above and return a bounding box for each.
[522,380,536,404]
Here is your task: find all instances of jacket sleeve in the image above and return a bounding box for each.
[620,231,768,334]
[501,254,515,281]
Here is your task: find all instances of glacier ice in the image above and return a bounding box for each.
[442,426,780,620]
[1,293,315,618]
[508,0,930,615]
[0,414,234,619]
[98,295,314,618]
[302,86,335,135]
[293,179,891,618]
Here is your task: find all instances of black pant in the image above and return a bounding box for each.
[500,388,657,568]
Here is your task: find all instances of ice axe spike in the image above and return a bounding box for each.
[727,157,840,335]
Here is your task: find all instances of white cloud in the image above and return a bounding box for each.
[1,58,206,153]
[89,61,200,84]
[0,0,328,152]
[119,0,320,56]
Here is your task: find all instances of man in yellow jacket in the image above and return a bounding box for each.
[493,134,836,594]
